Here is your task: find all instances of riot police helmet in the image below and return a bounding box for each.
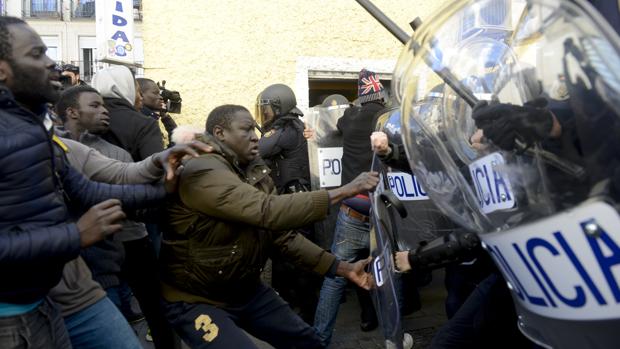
[256,84,303,125]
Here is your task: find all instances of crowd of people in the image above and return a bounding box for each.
[0,15,381,349]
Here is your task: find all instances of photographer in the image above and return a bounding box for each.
[61,63,87,87]
[137,78,179,145]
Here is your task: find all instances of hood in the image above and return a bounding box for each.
[91,65,136,107]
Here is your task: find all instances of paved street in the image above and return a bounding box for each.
[132,270,447,349]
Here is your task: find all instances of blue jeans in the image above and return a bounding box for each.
[314,209,370,346]
[0,298,71,349]
[105,281,134,317]
[164,282,322,349]
[64,297,141,349]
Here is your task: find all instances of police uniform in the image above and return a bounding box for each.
[259,116,310,194]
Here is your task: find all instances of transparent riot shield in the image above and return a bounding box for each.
[375,108,456,252]
[305,104,349,248]
[369,155,406,349]
[393,0,620,347]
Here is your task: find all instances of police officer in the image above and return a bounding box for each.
[256,84,319,324]
[257,83,311,194]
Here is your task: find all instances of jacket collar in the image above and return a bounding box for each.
[54,127,101,143]
[141,106,159,120]
[103,97,135,110]
[0,85,49,122]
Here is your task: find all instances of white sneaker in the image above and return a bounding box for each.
[385,333,414,349]
[403,333,414,349]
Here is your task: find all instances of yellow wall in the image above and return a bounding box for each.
[141,0,447,126]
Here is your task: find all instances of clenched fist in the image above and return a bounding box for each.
[77,199,126,248]
[328,172,380,205]
[370,131,391,156]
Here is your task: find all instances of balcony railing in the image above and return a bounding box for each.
[133,0,142,21]
[71,0,95,18]
[71,0,142,20]
[60,60,145,83]
[23,0,61,18]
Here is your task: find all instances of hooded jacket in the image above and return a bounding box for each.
[93,65,164,161]
[160,134,336,305]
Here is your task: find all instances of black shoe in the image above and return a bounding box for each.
[124,311,145,324]
[360,319,378,332]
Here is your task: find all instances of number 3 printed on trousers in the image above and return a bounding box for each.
[195,314,219,342]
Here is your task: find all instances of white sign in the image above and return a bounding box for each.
[317,147,343,188]
[96,0,135,64]
[386,172,429,201]
[481,201,620,320]
[468,152,515,213]
[372,244,395,288]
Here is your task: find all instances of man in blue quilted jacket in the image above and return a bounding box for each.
[0,17,167,348]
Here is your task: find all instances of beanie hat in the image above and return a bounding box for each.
[357,69,385,104]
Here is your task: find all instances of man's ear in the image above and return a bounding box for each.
[66,106,80,120]
[0,60,13,83]
[212,125,226,141]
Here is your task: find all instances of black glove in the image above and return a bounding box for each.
[472,98,553,150]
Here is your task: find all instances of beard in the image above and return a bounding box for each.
[10,63,60,105]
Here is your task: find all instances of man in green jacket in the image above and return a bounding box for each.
[161,104,380,349]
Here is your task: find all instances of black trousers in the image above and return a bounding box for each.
[122,237,176,349]
[430,273,532,349]
[164,282,324,349]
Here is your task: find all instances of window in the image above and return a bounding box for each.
[133,0,142,21]
[459,0,511,41]
[72,0,95,19]
[23,0,61,18]
[41,35,59,61]
[78,36,98,82]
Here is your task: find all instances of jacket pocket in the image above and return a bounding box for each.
[187,245,244,286]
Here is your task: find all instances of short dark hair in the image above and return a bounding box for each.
[62,63,79,73]
[0,17,26,63]
[206,104,249,134]
[55,85,100,122]
[136,78,156,92]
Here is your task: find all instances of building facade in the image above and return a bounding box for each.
[140,0,448,125]
[6,0,144,82]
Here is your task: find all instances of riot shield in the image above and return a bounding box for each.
[305,104,349,248]
[369,155,406,349]
[391,0,620,347]
[376,108,457,251]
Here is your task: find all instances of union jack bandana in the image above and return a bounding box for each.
[358,69,385,103]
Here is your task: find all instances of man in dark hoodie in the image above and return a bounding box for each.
[93,65,164,162]
[92,69,178,348]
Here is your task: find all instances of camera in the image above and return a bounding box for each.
[157,80,182,114]
[59,75,73,89]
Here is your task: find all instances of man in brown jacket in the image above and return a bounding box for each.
[160,104,379,349]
